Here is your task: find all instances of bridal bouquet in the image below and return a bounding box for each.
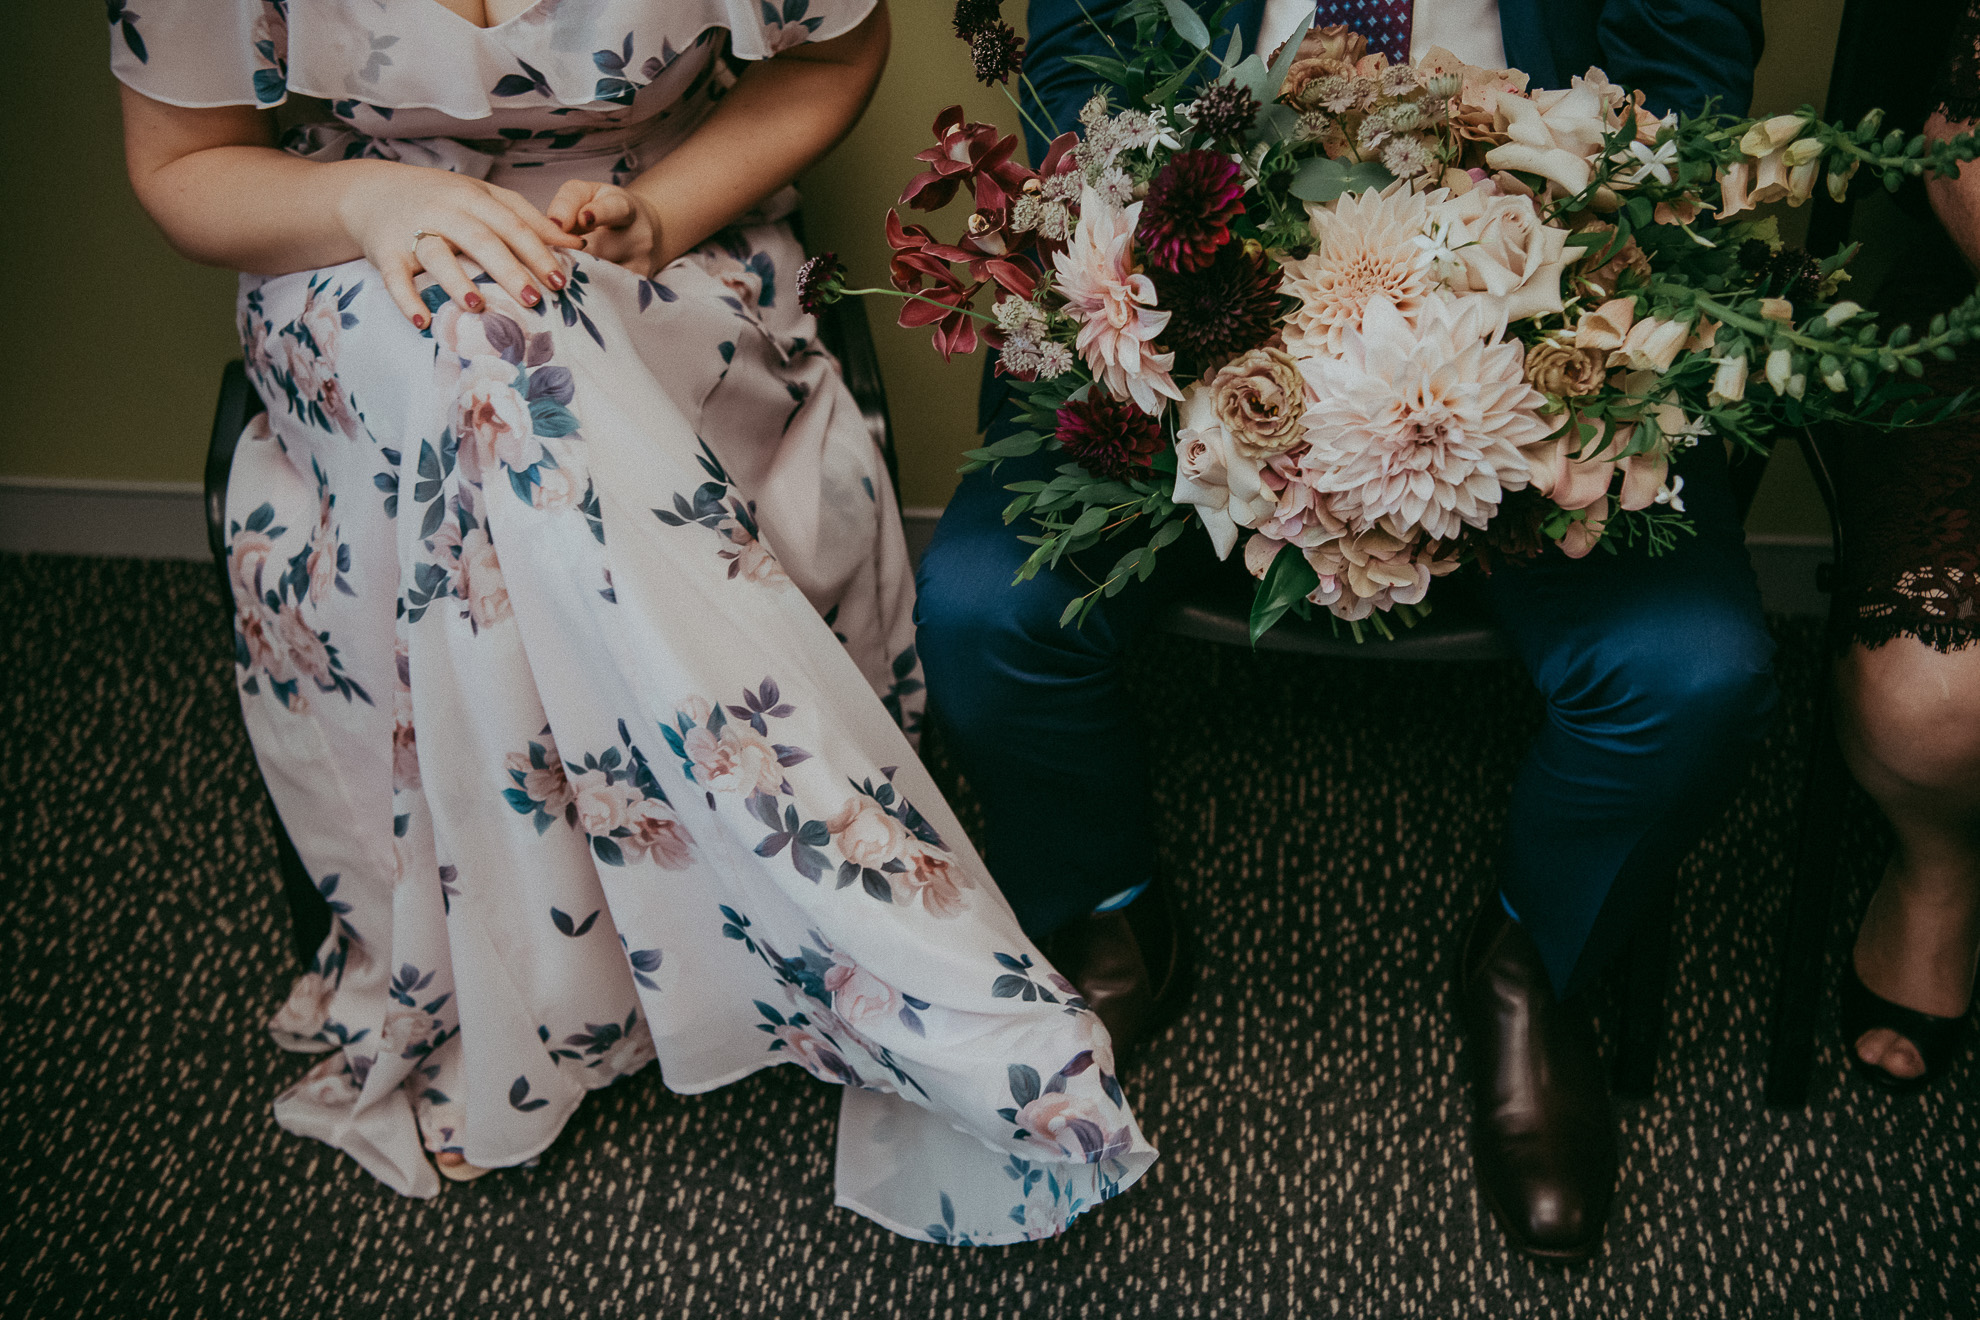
[799,0,1980,639]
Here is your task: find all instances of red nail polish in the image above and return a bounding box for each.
[521,286,541,307]
[581,210,595,228]
[547,271,566,291]
[464,292,484,312]
[414,312,429,330]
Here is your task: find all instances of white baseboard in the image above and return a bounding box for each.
[0,481,1833,618]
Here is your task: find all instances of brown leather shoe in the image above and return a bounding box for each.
[1045,873,1194,1060]
[1457,898,1617,1264]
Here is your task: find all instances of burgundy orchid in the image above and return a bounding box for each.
[884,210,988,360]
[898,106,1034,216]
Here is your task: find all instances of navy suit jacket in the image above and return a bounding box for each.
[1022,0,1764,161]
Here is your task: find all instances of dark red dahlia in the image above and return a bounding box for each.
[1136,150,1246,274]
[1055,395,1165,481]
[952,0,1003,39]
[970,21,1024,86]
[1149,242,1285,379]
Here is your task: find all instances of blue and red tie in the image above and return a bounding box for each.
[1309,0,1413,63]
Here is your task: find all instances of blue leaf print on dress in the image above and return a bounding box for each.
[652,441,787,583]
[508,1076,550,1112]
[492,59,552,98]
[592,32,643,105]
[107,1,147,62]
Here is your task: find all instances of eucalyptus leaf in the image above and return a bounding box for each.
[1068,504,1109,538]
[1249,542,1319,645]
[1065,52,1133,86]
[1225,52,1270,101]
[1220,22,1244,71]
[1161,0,1213,50]
[1289,155,1396,202]
[1151,47,1209,103]
[1254,102,1301,146]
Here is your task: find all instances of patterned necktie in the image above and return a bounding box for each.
[1309,0,1413,63]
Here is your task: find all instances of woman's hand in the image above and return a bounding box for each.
[339,162,586,327]
[548,180,669,278]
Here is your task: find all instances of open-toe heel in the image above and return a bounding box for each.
[1839,963,1971,1095]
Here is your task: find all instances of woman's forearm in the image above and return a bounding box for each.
[120,90,381,275]
[622,8,890,267]
[121,87,579,322]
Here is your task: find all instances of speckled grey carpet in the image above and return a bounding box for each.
[2,552,1975,1320]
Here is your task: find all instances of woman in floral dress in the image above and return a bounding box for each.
[113,0,1150,1244]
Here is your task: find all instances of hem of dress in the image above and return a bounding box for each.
[1842,618,1979,654]
[831,1149,1157,1249]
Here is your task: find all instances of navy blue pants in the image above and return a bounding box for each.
[915,427,1779,998]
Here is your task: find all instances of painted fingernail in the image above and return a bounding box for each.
[521,286,541,307]
[547,271,566,290]
[581,210,596,228]
[464,292,485,312]
[414,312,429,330]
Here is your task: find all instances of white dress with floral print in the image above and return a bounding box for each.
[112,0,1153,1245]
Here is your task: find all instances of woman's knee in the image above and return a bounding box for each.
[1841,639,1980,798]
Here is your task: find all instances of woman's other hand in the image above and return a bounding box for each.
[547,181,667,277]
[338,166,585,327]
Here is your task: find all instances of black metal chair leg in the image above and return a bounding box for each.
[1614,882,1676,1098]
[1764,669,1852,1107]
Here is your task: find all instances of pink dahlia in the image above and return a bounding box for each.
[1136,150,1245,273]
[1056,394,1165,480]
[1294,293,1551,543]
[1053,186,1183,415]
[1280,183,1438,359]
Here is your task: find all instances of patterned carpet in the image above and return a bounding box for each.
[2,552,1975,1320]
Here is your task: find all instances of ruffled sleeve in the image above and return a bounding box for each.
[107,0,290,109]
[713,0,879,61]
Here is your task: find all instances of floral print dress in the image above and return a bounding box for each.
[112,0,1152,1245]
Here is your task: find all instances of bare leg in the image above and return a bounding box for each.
[1837,638,1980,1078]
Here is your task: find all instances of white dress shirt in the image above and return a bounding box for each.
[1256,0,1508,69]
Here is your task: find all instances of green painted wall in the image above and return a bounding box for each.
[0,0,1851,533]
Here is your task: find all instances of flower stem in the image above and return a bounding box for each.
[839,286,999,326]
[1021,73,1061,139]
[1002,84,1055,149]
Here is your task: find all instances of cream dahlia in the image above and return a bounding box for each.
[1052,185,1182,415]
[1280,183,1438,360]
[1293,293,1552,543]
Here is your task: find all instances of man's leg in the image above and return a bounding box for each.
[916,444,1210,938]
[1485,439,1779,995]
[1459,440,1778,1261]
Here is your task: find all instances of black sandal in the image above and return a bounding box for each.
[1839,962,1972,1094]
